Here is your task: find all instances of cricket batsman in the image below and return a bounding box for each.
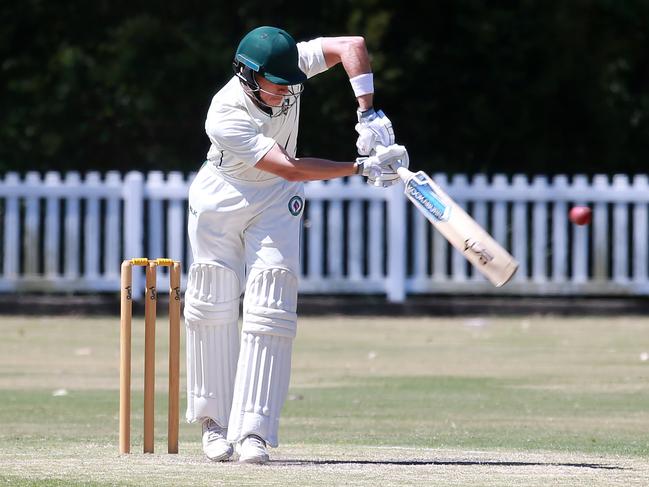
[184,26,408,463]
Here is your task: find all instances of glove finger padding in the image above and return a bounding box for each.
[355,109,395,156]
[355,127,376,156]
[374,144,409,166]
[357,144,409,187]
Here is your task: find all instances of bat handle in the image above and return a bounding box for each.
[397,166,414,182]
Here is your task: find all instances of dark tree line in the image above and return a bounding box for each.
[2,0,649,175]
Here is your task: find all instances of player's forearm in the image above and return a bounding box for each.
[256,143,356,182]
[284,157,356,181]
[322,37,373,110]
[338,38,371,78]
[339,39,373,110]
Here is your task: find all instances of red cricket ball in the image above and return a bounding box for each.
[569,206,592,226]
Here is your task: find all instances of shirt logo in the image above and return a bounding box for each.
[288,196,304,216]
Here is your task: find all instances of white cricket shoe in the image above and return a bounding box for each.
[237,435,269,464]
[202,418,233,462]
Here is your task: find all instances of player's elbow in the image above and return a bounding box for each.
[342,36,366,55]
[323,36,367,68]
[351,36,366,48]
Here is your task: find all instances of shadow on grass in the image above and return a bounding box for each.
[274,459,625,470]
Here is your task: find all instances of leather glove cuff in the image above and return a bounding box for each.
[356,107,377,123]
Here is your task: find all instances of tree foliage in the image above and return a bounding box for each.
[2,0,649,175]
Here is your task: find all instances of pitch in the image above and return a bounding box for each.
[0,314,647,486]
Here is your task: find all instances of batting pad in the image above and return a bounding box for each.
[184,262,241,427]
[227,268,298,447]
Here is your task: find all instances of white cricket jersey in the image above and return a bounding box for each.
[204,38,329,182]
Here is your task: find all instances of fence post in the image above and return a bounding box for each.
[146,171,165,260]
[551,175,569,283]
[511,175,529,281]
[386,183,406,302]
[123,172,144,299]
[327,179,344,278]
[632,175,649,283]
[105,172,123,280]
[592,175,609,282]
[44,172,62,279]
[84,172,101,280]
[612,174,630,283]
[167,172,186,262]
[347,176,364,281]
[24,172,41,276]
[531,175,549,284]
[3,173,20,280]
[64,172,81,280]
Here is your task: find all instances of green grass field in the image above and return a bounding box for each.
[1,314,648,486]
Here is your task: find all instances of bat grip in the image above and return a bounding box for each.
[397,166,413,182]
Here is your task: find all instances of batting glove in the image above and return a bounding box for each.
[355,144,409,188]
[355,108,396,156]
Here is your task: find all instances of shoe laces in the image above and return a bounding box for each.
[203,419,226,441]
[245,434,266,448]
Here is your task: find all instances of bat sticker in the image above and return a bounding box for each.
[464,239,494,265]
[406,175,451,222]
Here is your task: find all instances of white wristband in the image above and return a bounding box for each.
[349,73,374,97]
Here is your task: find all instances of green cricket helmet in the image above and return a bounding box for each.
[234,26,307,85]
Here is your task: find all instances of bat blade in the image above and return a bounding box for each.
[398,167,518,287]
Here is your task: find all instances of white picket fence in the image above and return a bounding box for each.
[1,171,648,302]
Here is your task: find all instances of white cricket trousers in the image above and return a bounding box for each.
[185,163,304,447]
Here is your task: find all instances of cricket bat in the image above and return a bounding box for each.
[397,167,518,287]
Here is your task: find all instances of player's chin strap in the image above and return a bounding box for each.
[233,62,303,118]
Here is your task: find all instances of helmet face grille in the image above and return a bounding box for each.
[233,60,304,118]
